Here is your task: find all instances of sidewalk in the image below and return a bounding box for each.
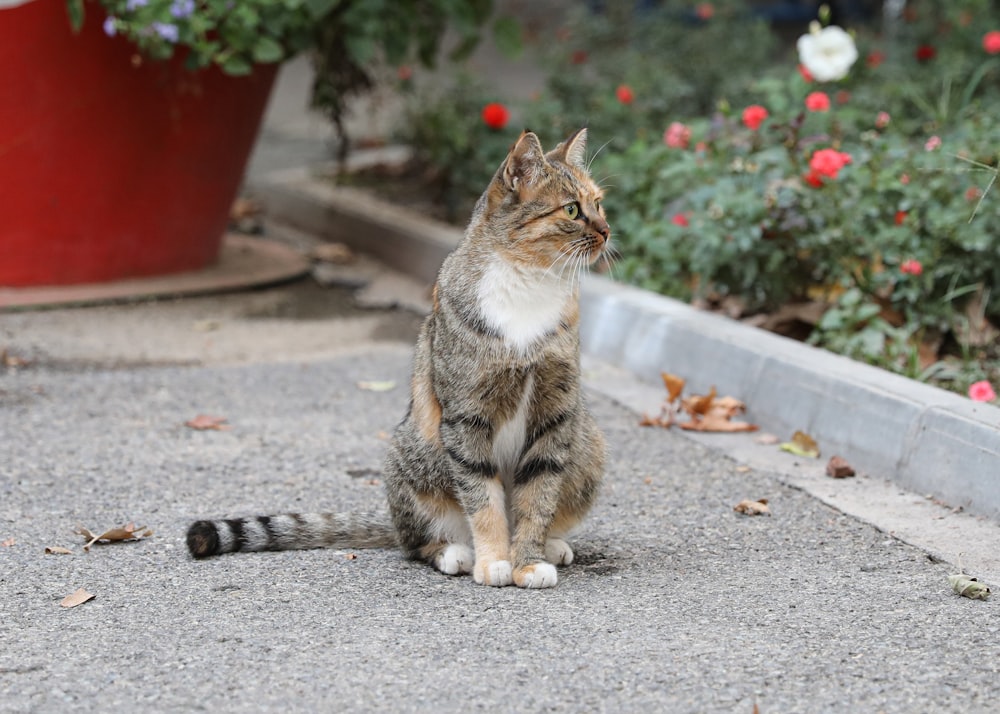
[1,54,998,713]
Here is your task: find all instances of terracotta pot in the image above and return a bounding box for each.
[0,0,278,286]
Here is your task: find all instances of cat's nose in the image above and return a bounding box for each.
[593,217,610,242]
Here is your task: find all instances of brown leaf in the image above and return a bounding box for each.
[74,522,153,551]
[60,588,95,608]
[45,546,74,555]
[682,386,717,417]
[1,349,31,368]
[734,498,771,516]
[345,553,358,560]
[660,372,686,404]
[678,394,758,432]
[312,242,355,265]
[825,455,856,478]
[1,537,15,547]
[779,430,820,458]
[185,414,230,431]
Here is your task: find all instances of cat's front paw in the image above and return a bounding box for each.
[435,543,474,575]
[544,538,574,566]
[513,562,558,589]
[474,559,513,587]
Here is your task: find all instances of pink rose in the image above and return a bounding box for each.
[983,31,1000,55]
[664,122,692,149]
[968,380,997,402]
[899,259,923,276]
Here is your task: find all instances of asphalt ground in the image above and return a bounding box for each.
[1,344,998,713]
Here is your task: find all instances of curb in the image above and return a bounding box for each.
[255,165,1000,523]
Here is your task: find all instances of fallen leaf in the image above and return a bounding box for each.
[230,196,262,220]
[948,573,991,600]
[825,455,856,478]
[312,242,355,264]
[345,553,358,560]
[1,537,15,547]
[45,546,73,555]
[682,386,717,417]
[185,414,230,431]
[660,372,686,404]
[733,498,771,516]
[74,522,153,551]
[60,588,95,609]
[1,349,30,368]
[678,394,758,432]
[357,380,397,392]
[754,433,780,445]
[779,430,820,459]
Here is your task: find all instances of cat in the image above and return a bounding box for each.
[186,128,610,589]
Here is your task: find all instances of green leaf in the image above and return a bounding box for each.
[491,16,522,59]
[220,55,253,76]
[304,0,342,18]
[252,36,284,63]
[66,0,84,33]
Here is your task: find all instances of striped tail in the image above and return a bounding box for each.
[186,512,397,559]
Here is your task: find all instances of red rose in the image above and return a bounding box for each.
[481,103,510,130]
[741,104,769,131]
[894,210,907,225]
[915,45,936,62]
[671,213,690,227]
[805,91,831,112]
[616,84,635,104]
[809,148,852,179]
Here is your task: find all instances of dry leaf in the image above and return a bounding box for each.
[345,553,358,560]
[185,414,230,431]
[948,573,991,600]
[1,537,15,547]
[679,394,758,432]
[74,522,153,551]
[779,430,820,458]
[357,380,397,392]
[734,498,771,516]
[45,546,73,555]
[660,372,686,404]
[1,349,30,368]
[754,433,780,445]
[312,242,355,264]
[825,455,856,478]
[230,196,262,220]
[682,386,717,417]
[60,588,95,609]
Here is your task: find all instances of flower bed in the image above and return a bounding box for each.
[394,0,999,403]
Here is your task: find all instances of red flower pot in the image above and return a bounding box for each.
[0,0,278,287]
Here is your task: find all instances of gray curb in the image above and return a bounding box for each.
[255,165,1000,523]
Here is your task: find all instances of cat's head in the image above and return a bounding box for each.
[475,129,610,271]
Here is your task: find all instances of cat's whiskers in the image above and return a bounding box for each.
[586,139,614,173]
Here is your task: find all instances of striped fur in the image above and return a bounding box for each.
[186,130,609,588]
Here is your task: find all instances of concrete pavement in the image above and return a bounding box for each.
[2,46,999,714]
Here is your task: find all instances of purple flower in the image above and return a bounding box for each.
[126,0,148,10]
[151,22,179,42]
[170,0,195,18]
[103,16,117,36]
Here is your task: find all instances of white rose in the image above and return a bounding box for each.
[797,25,859,82]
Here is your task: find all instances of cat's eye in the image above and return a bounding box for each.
[564,202,580,219]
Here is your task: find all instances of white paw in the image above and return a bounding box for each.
[474,559,513,587]
[515,562,558,589]
[436,543,474,575]
[545,538,574,566]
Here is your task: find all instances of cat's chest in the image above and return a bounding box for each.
[476,259,571,353]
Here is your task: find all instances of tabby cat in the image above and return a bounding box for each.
[187,129,610,588]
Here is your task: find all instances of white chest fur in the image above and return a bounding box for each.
[477,258,571,353]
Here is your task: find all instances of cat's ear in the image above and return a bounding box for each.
[502,130,547,191]
[549,128,588,170]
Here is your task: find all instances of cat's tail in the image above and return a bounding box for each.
[186,512,397,558]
